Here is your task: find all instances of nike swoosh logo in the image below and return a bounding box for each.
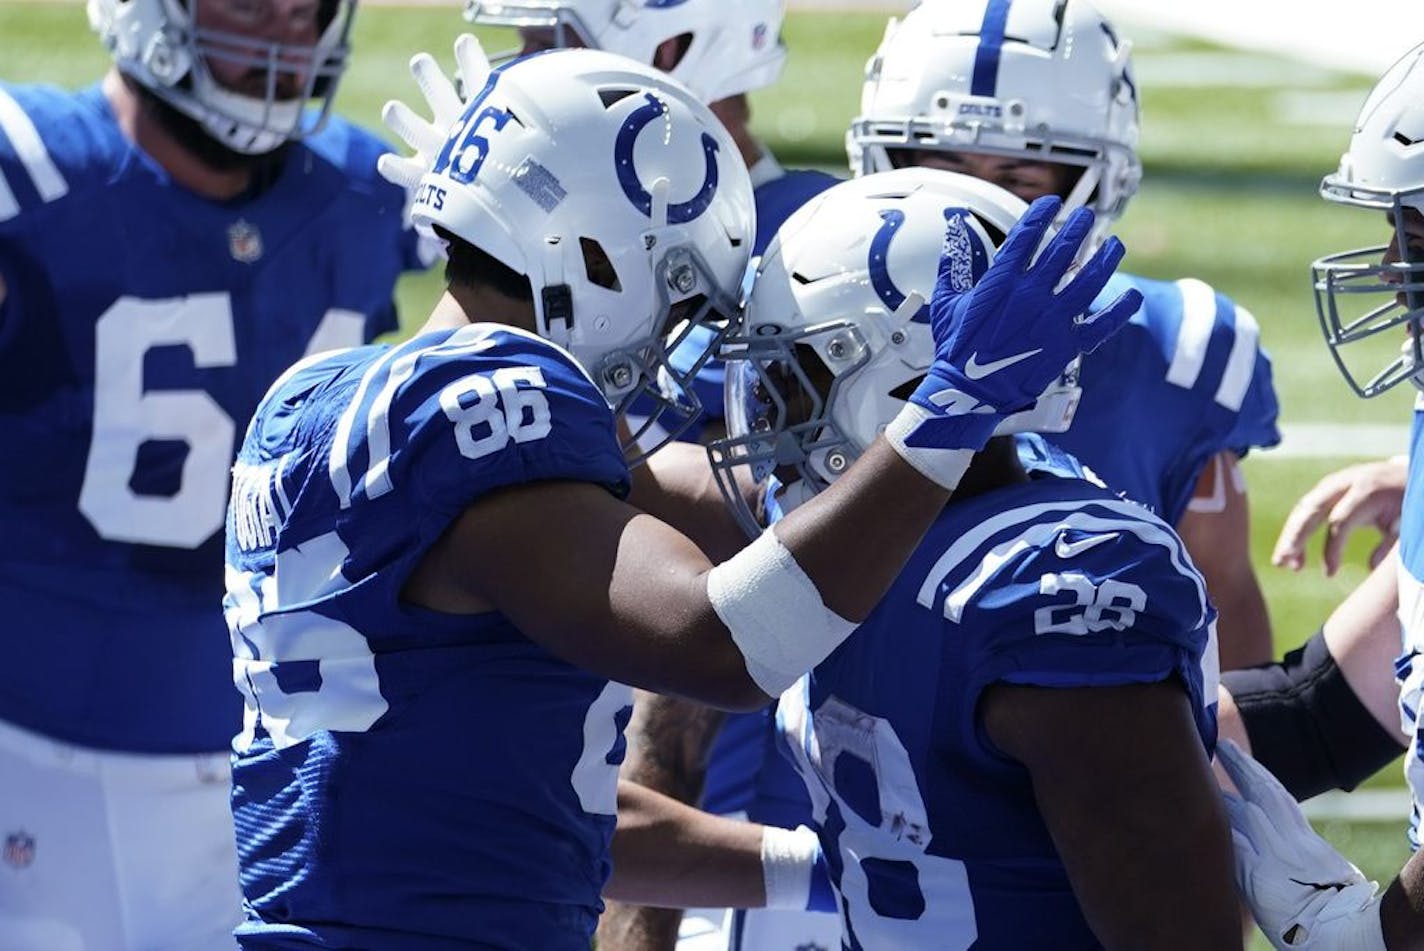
[1055,532,1119,559]
[1287,878,1347,893]
[963,348,1042,380]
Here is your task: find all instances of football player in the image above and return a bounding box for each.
[848,0,1280,670]
[0,0,428,947]
[610,167,1242,948]
[222,41,1139,948]
[1221,38,1424,951]
[615,2,1280,946]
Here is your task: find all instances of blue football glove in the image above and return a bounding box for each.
[885,196,1143,489]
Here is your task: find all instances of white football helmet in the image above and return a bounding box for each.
[409,48,754,450]
[710,167,1081,535]
[849,0,1139,252]
[464,0,786,102]
[87,0,354,155]
[1314,42,1424,398]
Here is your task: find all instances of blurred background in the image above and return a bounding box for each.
[4,0,1424,942]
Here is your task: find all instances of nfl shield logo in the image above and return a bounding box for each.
[228,219,264,264]
[4,831,34,869]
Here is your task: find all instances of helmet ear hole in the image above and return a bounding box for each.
[888,376,923,403]
[653,33,695,73]
[579,237,622,292]
[598,88,638,109]
[971,216,1007,247]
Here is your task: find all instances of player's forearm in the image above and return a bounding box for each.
[629,440,749,563]
[772,437,953,621]
[595,901,683,951]
[1211,571,1274,671]
[1222,612,1405,801]
[620,689,725,806]
[1382,851,1424,950]
[1324,551,1407,739]
[606,780,766,909]
[699,438,954,704]
[1177,465,1272,670]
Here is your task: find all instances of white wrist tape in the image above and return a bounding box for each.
[706,528,857,698]
[882,404,976,491]
[761,825,821,910]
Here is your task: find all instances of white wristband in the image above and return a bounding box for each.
[706,528,857,698]
[882,403,975,491]
[761,825,821,910]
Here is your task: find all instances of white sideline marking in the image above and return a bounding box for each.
[1303,788,1412,823]
[1262,423,1412,460]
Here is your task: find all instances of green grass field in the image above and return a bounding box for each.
[1,3,1415,938]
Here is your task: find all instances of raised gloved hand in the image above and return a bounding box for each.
[376,33,490,211]
[1216,739,1386,951]
[884,196,1142,488]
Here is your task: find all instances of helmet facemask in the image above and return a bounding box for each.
[600,239,745,462]
[461,0,598,64]
[712,321,866,537]
[1313,38,1424,399]
[88,0,354,155]
[1312,185,1424,398]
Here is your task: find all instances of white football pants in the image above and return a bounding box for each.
[0,719,242,951]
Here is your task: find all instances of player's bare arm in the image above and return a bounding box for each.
[1217,546,1406,798]
[403,441,958,709]
[982,680,1243,949]
[597,689,729,949]
[605,779,766,910]
[1178,451,1273,669]
[627,439,752,564]
[1383,851,1424,950]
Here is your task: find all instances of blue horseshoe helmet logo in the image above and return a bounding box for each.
[868,207,990,323]
[615,93,720,224]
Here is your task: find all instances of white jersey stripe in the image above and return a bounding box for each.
[0,170,17,221]
[330,345,404,509]
[361,352,421,503]
[915,497,1204,616]
[1213,304,1259,411]
[0,87,69,214]
[333,324,507,507]
[1164,278,1218,391]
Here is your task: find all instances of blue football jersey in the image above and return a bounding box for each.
[0,82,423,753]
[777,438,1218,948]
[1394,398,1424,846]
[1050,271,1281,524]
[224,323,632,949]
